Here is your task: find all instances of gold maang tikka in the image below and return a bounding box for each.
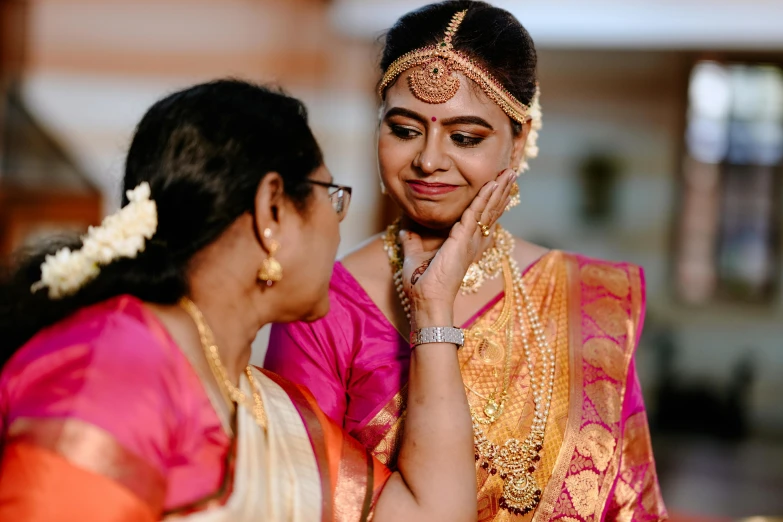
[379,9,530,125]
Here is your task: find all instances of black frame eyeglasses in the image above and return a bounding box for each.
[305,180,353,221]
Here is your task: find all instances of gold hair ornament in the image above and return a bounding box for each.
[379,9,529,125]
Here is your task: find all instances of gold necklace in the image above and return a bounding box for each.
[382,219,514,295]
[382,223,556,516]
[461,225,514,294]
[383,220,514,425]
[465,257,515,425]
[179,298,268,431]
[472,257,555,516]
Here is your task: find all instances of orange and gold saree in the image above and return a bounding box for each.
[267,252,667,521]
[0,295,389,521]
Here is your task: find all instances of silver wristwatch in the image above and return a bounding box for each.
[410,326,465,348]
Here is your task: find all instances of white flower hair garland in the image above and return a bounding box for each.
[31,182,158,299]
[517,86,542,175]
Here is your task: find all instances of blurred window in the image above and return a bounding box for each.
[676,62,783,304]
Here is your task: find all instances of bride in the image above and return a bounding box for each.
[266,2,668,521]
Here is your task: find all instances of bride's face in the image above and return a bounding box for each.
[378,70,528,230]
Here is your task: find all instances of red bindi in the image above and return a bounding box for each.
[431,116,437,122]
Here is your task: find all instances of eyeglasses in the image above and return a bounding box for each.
[305,180,353,221]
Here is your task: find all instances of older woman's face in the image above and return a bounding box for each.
[276,165,341,322]
[378,71,525,230]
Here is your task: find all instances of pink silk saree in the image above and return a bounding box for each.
[266,253,668,521]
[0,295,389,521]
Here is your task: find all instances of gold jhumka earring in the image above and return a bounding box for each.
[506,182,521,211]
[258,228,282,286]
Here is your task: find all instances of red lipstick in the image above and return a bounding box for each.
[406,180,459,196]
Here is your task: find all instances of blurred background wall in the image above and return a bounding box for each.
[1,1,782,519]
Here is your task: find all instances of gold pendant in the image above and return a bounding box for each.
[500,471,542,516]
[408,59,460,104]
[475,335,504,365]
[474,435,543,516]
[482,395,504,422]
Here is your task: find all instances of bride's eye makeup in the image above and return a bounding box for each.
[450,133,484,147]
[389,124,421,140]
[383,107,494,148]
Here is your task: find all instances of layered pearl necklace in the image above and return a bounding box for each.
[382,220,556,516]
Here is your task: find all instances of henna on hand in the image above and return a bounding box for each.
[411,258,433,286]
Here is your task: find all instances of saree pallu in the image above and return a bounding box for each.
[0,295,389,521]
[267,253,667,522]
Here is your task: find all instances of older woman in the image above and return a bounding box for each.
[266,2,668,521]
[0,79,512,521]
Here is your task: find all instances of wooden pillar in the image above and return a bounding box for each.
[1,0,29,170]
[0,0,28,75]
[0,1,102,257]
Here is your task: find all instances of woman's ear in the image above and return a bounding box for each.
[509,119,532,171]
[253,172,286,252]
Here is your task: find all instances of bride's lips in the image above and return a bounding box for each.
[406,180,459,196]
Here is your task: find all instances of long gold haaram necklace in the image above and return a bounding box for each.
[383,220,515,425]
[382,219,556,516]
[464,257,515,425]
[179,298,268,431]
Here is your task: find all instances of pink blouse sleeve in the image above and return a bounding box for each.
[266,319,350,426]
[0,306,185,483]
[1,298,236,515]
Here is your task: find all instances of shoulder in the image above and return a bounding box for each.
[566,253,646,363]
[267,261,368,355]
[3,296,176,380]
[290,261,373,332]
[283,235,389,332]
[507,237,643,306]
[339,234,388,288]
[0,296,189,477]
[1,295,183,422]
[267,238,402,372]
[567,252,645,302]
[510,236,551,271]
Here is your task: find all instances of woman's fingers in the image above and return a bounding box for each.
[482,175,508,223]
[458,180,498,239]
[478,170,515,229]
